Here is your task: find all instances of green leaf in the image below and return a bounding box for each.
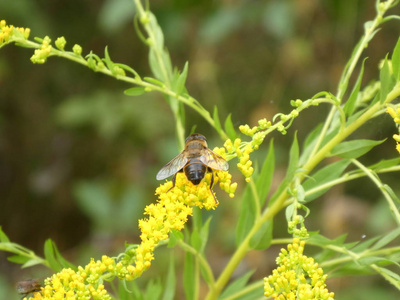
[235,184,256,246]
[255,140,275,207]
[285,203,296,223]
[213,106,223,135]
[287,133,299,178]
[0,227,10,242]
[220,270,254,299]
[174,62,189,96]
[330,139,385,159]
[368,157,400,171]
[199,217,212,253]
[44,239,62,272]
[22,258,46,268]
[124,87,147,96]
[344,58,366,116]
[144,77,165,87]
[380,56,395,103]
[224,114,237,141]
[191,228,202,252]
[115,63,140,78]
[350,236,381,253]
[249,219,273,250]
[303,160,351,202]
[7,255,30,264]
[392,37,400,81]
[168,229,184,248]
[43,239,75,272]
[183,253,195,300]
[148,12,165,50]
[371,227,400,250]
[144,279,162,300]
[299,124,323,165]
[309,233,348,247]
[149,50,163,80]
[103,46,115,71]
[161,254,176,300]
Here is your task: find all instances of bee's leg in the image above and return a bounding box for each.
[167,173,177,192]
[209,168,218,204]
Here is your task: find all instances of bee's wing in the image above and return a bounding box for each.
[200,149,229,171]
[156,152,188,180]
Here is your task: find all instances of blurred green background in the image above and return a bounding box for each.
[1,0,400,299]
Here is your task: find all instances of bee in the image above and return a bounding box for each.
[16,279,42,298]
[156,133,229,202]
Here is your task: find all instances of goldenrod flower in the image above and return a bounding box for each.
[264,238,334,300]
[0,20,30,46]
[27,163,233,299]
[386,105,400,154]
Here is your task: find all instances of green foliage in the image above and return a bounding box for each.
[2,0,400,299]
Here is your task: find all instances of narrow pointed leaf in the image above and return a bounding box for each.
[220,270,255,299]
[303,159,351,202]
[287,133,299,178]
[249,219,273,250]
[391,37,400,81]
[161,254,176,300]
[344,58,366,116]
[224,114,237,141]
[371,227,400,250]
[168,229,184,248]
[368,157,400,170]
[213,106,223,135]
[44,239,62,272]
[174,62,189,96]
[330,139,385,159]
[255,140,275,206]
[235,185,256,246]
[124,87,146,96]
[380,56,395,103]
[0,227,10,242]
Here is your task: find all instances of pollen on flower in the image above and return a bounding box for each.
[264,238,335,300]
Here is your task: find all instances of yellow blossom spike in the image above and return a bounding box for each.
[264,239,335,300]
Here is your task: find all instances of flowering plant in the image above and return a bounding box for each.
[1,0,400,299]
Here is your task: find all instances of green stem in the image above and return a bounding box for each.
[351,159,400,225]
[206,76,400,300]
[222,279,264,300]
[320,246,400,268]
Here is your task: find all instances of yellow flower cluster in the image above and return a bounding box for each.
[26,161,234,299]
[387,105,400,153]
[212,146,238,197]
[222,135,264,182]
[264,238,334,300]
[0,20,30,46]
[26,260,114,300]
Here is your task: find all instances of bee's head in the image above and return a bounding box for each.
[185,133,207,144]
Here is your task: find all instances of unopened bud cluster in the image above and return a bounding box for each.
[264,238,334,300]
[223,138,257,182]
[288,215,309,238]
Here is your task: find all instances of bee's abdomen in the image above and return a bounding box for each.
[184,160,206,185]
